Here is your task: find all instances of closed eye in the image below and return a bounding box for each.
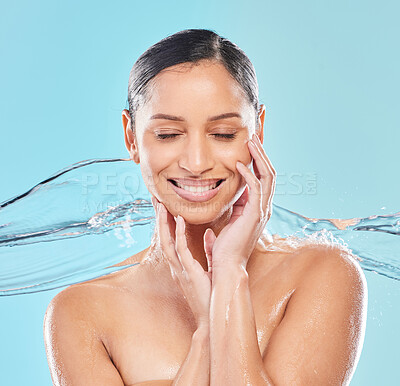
[155,133,180,140]
[155,133,237,140]
[213,133,237,140]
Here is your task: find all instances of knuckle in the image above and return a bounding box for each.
[167,237,175,248]
[252,178,262,192]
[267,173,276,183]
[182,270,190,281]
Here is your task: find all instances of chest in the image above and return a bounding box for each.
[103,274,295,385]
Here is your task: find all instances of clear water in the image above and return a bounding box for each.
[0,158,399,296]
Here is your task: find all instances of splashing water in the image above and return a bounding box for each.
[0,159,398,296]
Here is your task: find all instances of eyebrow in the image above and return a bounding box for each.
[149,112,242,122]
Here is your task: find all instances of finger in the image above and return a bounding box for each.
[157,203,182,274]
[230,185,249,222]
[252,134,276,176]
[236,161,262,218]
[248,138,275,185]
[234,185,249,207]
[247,139,276,213]
[250,138,277,211]
[165,208,177,244]
[175,215,197,278]
[249,142,268,181]
[203,228,216,274]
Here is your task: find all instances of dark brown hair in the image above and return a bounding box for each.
[126,28,260,131]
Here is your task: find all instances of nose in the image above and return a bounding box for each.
[178,133,215,175]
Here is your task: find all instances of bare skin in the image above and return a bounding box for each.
[44,60,367,385]
[44,237,366,385]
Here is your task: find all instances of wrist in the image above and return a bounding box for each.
[212,261,248,279]
[212,262,248,282]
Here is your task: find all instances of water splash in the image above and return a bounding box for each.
[0,159,398,296]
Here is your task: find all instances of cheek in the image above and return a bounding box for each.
[222,141,252,168]
[138,144,176,194]
[140,135,179,169]
[139,156,163,189]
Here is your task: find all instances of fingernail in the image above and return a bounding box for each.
[178,215,185,228]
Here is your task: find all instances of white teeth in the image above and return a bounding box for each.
[175,181,218,192]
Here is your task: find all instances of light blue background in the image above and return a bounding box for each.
[0,0,399,384]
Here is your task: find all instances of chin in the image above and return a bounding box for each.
[178,204,230,226]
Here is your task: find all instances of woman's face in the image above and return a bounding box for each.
[123,60,265,225]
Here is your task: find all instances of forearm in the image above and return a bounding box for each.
[210,264,273,386]
[172,323,209,386]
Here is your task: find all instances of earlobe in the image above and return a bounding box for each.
[128,135,140,164]
[122,109,140,164]
[132,150,140,164]
[257,104,266,144]
[126,129,140,164]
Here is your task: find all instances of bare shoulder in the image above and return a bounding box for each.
[44,282,104,325]
[260,234,367,296]
[44,249,145,321]
[287,241,368,315]
[43,281,126,385]
[299,243,367,295]
[265,233,367,286]
[43,270,129,342]
[262,241,368,384]
[43,282,108,365]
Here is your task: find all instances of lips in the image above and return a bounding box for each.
[167,178,225,202]
[169,178,224,192]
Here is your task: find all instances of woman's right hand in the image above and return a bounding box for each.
[152,197,214,328]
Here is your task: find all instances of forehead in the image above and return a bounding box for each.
[136,61,253,125]
[151,61,245,101]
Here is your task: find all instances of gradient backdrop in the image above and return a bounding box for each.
[0,1,399,384]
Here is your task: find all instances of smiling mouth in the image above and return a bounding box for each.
[168,179,225,193]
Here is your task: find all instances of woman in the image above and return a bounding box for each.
[44,29,367,385]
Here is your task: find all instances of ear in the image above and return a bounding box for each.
[122,109,140,164]
[256,104,266,145]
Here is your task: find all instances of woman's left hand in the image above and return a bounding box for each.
[152,196,213,328]
[205,133,276,270]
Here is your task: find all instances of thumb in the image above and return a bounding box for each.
[203,228,216,274]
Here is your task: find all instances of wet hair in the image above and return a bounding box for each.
[126,28,260,132]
